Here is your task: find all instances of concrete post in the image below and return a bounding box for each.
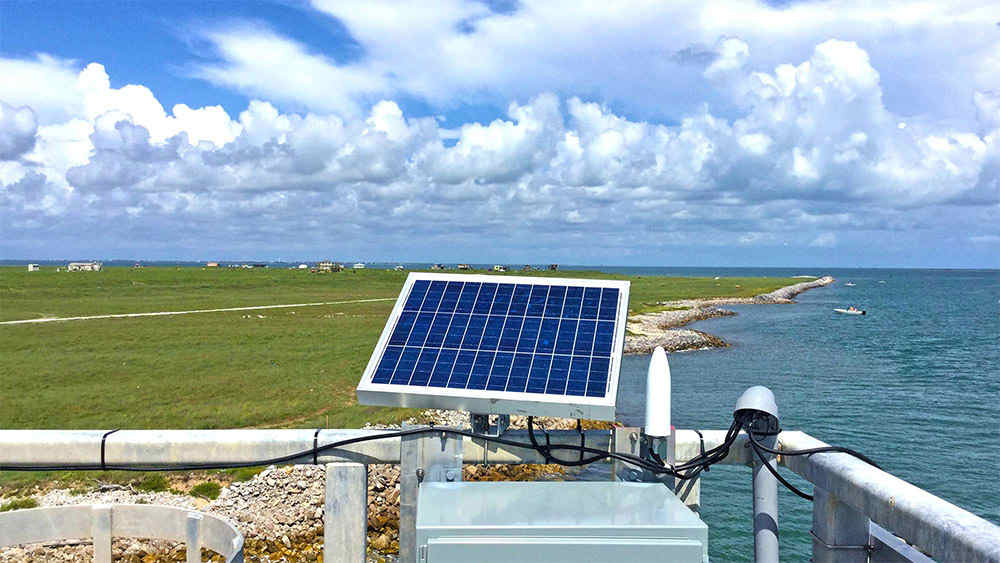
[324,462,368,563]
[91,505,112,563]
[185,512,202,563]
[812,486,871,563]
[752,431,780,563]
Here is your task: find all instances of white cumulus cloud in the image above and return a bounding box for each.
[0,36,997,264]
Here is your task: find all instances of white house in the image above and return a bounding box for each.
[27,264,39,272]
[67,262,102,272]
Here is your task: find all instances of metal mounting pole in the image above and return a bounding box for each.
[735,385,781,563]
[752,429,780,563]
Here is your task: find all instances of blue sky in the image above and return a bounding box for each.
[1,0,998,267]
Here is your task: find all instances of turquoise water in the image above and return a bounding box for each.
[593,268,999,561]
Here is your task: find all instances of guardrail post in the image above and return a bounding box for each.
[324,462,368,562]
[91,505,112,563]
[812,486,871,563]
[185,512,202,563]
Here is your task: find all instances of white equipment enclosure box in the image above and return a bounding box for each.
[415,481,708,563]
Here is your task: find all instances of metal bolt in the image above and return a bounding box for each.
[628,469,641,481]
[629,432,638,442]
[445,469,456,482]
[415,468,424,483]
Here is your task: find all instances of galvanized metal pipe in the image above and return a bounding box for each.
[752,432,779,563]
[0,428,747,468]
[0,429,612,467]
[780,431,1000,562]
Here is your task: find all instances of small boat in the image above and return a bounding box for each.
[834,308,866,315]
[844,282,856,287]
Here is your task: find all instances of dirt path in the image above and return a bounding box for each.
[0,297,397,326]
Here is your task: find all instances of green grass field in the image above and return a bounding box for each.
[0,266,800,430]
[0,266,800,490]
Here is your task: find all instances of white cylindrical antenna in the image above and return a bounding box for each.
[644,346,671,438]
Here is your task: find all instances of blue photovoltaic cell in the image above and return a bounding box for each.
[370,279,622,399]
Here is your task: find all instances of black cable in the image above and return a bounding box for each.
[100,429,119,471]
[693,430,708,472]
[737,417,880,501]
[745,431,881,470]
[746,435,814,501]
[3,415,876,491]
[313,428,322,465]
[1,425,663,474]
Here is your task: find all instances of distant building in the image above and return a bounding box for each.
[548,264,559,271]
[492,264,507,273]
[205,262,219,268]
[352,263,366,269]
[298,264,308,269]
[457,264,471,270]
[317,261,343,272]
[431,263,447,270]
[251,263,268,269]
[27,264,39,272]
[395,265,405,271]
[521,265,533,271]
[67,262,102,272]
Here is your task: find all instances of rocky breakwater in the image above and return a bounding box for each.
[624,276,834,354]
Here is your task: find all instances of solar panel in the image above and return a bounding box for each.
[356,273,630,420]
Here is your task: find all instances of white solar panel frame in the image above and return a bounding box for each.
[356,272,630,420]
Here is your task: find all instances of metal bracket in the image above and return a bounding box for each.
[422,429,463,483]
[810,529,875,553]
[612,427,642,482]
[471,413,510,436]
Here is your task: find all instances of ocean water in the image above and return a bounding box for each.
[588,267,999,561]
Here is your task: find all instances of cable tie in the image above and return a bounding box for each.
[100,429,120,471]
[576,419,585,463]
[693,429,708,472]
[313,428,322,465]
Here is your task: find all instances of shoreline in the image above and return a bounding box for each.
[624,276,835,354]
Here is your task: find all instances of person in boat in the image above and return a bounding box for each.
[848,305,857,311]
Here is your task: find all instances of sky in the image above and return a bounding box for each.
[1,1,998,267]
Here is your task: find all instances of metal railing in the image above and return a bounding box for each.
[1,426,998,562]
[0,503,244,563]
